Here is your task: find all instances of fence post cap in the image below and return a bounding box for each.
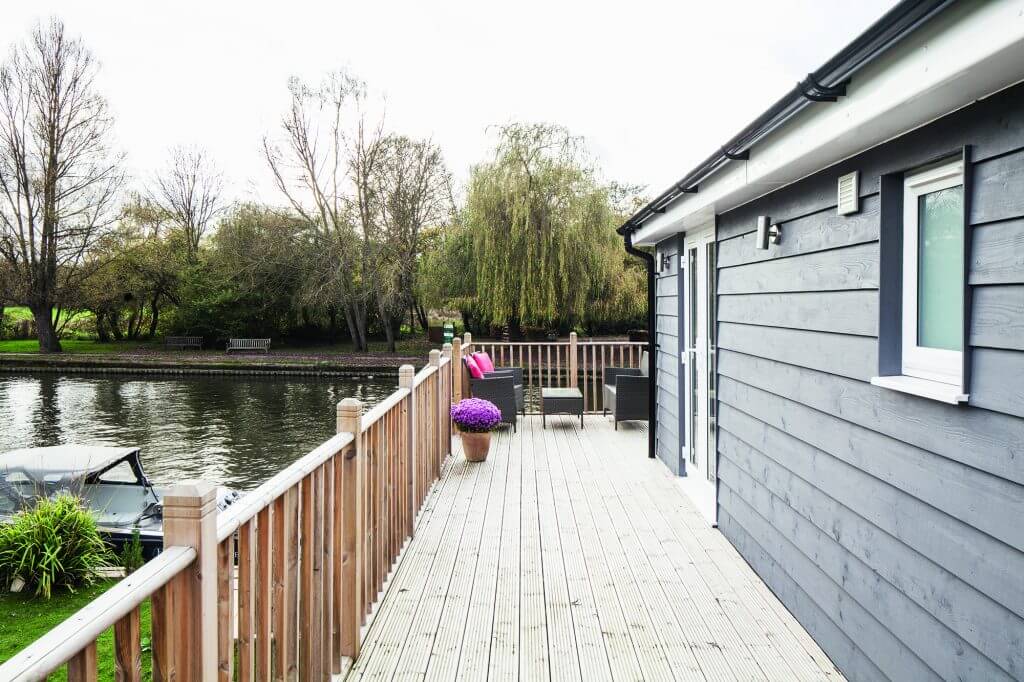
[442,342,452,358]
[463,331,472,344]
[429,349,441,366]
[570,331,577,341]
[163,480,218,505]
[398,364,415,388]
[338,397,363,413]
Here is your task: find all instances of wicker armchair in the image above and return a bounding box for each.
[464,356,525,431]
[486,367,524,413]
[469,373,520,431]
[603,351,650,429]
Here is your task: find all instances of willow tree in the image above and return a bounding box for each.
[464,123,630,335]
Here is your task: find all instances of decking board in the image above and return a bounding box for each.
[344,415,842,681]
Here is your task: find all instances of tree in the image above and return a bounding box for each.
[77,202,185,342]
[151,146,223,260]
[462,123,631,335]
[263,71,381,351]
[0,19,122,352]
[373,135,453,350]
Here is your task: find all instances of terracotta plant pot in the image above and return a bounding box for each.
[460,430,492,462]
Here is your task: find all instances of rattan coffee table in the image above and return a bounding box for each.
[541,387,584,428]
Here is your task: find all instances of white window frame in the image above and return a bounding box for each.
[901,159,964,386]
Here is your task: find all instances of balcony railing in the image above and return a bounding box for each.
[0,349,455,681]
[453,332,647,413]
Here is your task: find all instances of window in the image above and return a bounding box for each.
[873,157,969,404]
[901,160,964,385]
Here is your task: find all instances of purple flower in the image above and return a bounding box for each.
[450,398,502,433]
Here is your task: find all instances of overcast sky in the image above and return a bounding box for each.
[0,0,897,204]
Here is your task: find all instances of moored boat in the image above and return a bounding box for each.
[0,445,240,560]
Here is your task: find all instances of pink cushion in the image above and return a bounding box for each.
[464,355,485,379]
[473,352,495,373]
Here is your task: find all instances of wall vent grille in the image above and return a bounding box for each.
[837,171,859,215]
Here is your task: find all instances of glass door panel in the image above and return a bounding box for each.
[680,222,717,523]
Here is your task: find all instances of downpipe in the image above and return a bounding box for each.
[623,229,657,459]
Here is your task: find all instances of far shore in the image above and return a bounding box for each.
[0,344,429,377]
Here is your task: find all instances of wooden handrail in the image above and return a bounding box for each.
[216,431,355,542]
[0,545,196,681]
[361,387,410,428]
[413,364,437,387]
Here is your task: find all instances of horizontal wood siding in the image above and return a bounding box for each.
[655,236,682,474]
[710,82,1024,682]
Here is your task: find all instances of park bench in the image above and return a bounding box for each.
[226,338,271,354]
[164,336,203,350]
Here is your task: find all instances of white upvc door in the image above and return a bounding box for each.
[680,223,717,525]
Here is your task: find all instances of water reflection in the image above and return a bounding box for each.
[0,372,396,490]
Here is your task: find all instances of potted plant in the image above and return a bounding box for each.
[450,398,502,462]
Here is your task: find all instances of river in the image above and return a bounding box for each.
[0,372,397,490]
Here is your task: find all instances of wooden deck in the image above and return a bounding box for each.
[345,415,843,681]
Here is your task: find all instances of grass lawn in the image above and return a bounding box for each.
[0,339,149,353]
[0,580,152,680]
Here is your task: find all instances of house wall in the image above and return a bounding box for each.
[654,235,683,473]
[712,82,1024,681]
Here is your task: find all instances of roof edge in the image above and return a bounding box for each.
[617,0,954,236]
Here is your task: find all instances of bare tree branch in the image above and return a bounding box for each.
[150,145,223,260]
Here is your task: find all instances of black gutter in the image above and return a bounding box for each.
[622,229,657,459]
[617,0,953,236]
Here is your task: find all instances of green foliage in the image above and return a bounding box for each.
[167,204,313,340]
[120,529,144,574]
[428,123,647,334]
[0,494,113,599]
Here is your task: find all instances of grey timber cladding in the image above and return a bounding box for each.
[709,82,1024,681]
[654,235,683,474]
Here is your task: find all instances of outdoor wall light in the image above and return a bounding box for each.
[755,215,782,249]
[659,252,672,273]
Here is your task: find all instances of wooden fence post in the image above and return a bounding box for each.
[452,338,463,403]
[398,365,416,538]
[569,332,578,388]
[429,350,443,472]
[162,481,219,681]
[461,332,473,401]
[336,398,364,659]
[441,343,453,457]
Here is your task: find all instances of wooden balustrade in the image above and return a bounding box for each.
[0,545,195,681]
[452,331,646,413]
[0,353,457,682]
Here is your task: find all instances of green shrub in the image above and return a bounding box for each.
[120,529,145,574]
[0,494,113,599]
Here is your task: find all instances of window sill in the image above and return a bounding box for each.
[870,375,968,405]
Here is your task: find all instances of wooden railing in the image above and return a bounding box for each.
[0,348,456,681]
[452,332,647,413]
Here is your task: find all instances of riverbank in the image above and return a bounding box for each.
[0,340,432,376]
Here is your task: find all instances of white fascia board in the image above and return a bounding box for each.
[633,0,1024,247]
